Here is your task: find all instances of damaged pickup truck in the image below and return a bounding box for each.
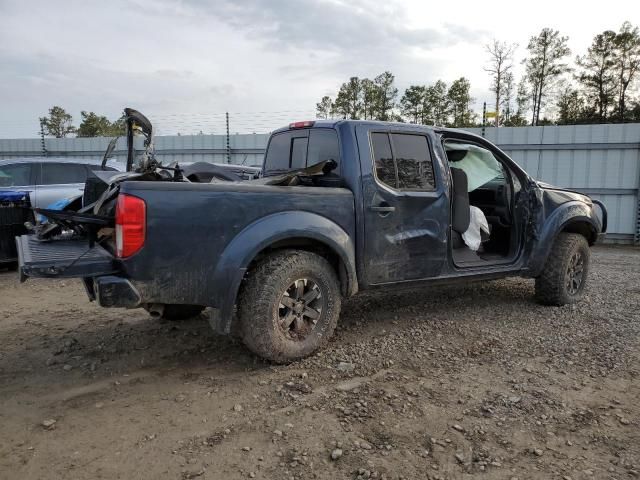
[17,109,607,362]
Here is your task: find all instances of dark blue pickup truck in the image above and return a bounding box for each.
[17,110,607,362]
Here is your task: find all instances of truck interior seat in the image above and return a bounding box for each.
[450,167,470,249]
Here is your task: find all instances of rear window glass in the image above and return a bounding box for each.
[307,129,340,169]
[264,133,290,173]
[291,137,308,170]
[0,163,31,187]
[41,163,88,185]
[263,129,340,175]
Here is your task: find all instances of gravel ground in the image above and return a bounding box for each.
[0,245,638,480]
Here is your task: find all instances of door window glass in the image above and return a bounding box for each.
[371,132,436,191]
[391,134,436,190]
[41,163,87,185]
[371,132,396,188]
[0,163,31,187]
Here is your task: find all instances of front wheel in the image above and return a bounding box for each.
[238,250,341,363]
[535,233,590,306]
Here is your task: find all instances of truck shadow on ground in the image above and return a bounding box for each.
[0,278,538,390]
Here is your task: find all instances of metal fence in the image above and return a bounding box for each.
[0,134,270,168]
[1,124,638,243]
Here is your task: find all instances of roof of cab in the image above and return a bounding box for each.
[270,119,482,139]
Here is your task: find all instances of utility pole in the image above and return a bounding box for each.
[225,112,231,164]
[481,102,486,138]
[39,119,48,157]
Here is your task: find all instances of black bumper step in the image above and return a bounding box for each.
[17,235,118,280]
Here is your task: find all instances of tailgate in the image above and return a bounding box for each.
[17,235,118,281]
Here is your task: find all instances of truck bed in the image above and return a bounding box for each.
[107,181,355,306]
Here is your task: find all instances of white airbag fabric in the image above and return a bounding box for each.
[462,206,490,251]
[447,143,502,192]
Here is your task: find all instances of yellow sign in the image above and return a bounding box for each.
[485,111,498,118]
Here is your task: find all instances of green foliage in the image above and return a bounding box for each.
[315,22,640,127]
[315,96,334,119]
[334,77,362,119]
[423,80,449,125]
[556,87,587,125]
[40,106,75,138]
[76,111,126,137]
[447,77,475,127]
[524,28,572,125]
[400,85,426,123]
[576,31,618,122]
[613,21,640,120]
[374,71,398,121]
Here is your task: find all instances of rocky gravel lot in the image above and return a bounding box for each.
[0,245,638,480]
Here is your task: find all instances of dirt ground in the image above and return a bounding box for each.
[0,246,639,480]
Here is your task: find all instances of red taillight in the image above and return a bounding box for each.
[115,194,146,258]
[289,120,315,129]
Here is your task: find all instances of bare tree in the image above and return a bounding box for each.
[485,40,516,126]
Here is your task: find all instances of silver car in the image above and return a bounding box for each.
[0,157,120,208]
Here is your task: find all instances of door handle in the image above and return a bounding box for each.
[370,205,395,212]
[369,204,396,215]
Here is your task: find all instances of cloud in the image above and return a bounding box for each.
[167,0,485,55]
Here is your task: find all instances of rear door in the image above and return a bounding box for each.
[357,126,449,285]
[36,162,88,208]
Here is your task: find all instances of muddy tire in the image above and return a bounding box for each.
[535,233,590,306]
[238,250,341,363]
[159,305,205,321]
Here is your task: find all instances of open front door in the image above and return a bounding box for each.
[357,126,449,285]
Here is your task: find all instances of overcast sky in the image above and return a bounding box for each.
[0,0,638,137]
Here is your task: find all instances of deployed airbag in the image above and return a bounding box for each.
[447,143,502,192]
[462,206,490,251]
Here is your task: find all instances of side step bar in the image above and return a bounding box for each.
[17,235,118,281]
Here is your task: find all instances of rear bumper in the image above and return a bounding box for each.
[90,275,141,308]
[17,234,142,308]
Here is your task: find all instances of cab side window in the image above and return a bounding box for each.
[371,132,436,191]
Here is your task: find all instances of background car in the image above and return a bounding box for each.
[0,157,120,208]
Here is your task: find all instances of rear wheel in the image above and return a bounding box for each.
[535,233,590,306]
[238,250,341,363]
